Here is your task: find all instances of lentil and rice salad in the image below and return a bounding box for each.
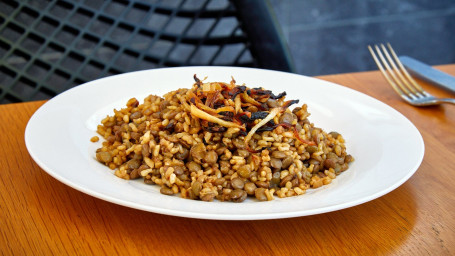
[93,75,354,202]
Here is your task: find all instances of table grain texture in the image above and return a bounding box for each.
[1,65,454,255]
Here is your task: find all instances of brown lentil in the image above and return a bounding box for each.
[231,178,245,190]
[244,182,257,195]
[237,165,252,178]
[255,188,268,201]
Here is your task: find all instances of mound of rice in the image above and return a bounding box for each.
[93,76,353,202]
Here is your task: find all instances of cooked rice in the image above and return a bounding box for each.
[93,76,354,202]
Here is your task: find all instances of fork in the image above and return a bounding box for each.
[368,43,455,106]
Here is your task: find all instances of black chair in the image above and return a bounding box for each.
[0,0,295,104]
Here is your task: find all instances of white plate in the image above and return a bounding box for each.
[25,66,424,220]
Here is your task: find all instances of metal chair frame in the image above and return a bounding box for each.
[0,0,295,103]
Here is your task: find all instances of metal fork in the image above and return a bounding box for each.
[368,43,455,106]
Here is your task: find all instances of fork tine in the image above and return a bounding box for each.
[385,43,427,96]
[367,45,403,97]
[368,45,411,100]
[380,44,419,96]
[374,44,414,97]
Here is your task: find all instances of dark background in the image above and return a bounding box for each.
[1,0,454,103]
[269,0,455,76]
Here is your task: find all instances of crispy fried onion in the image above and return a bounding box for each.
[190,75,305,148]
[243,100,301,152]
[244,107,282,152]
[190,104,244,130]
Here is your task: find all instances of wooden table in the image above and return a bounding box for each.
[1,65,454,255]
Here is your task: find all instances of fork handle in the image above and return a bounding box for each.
[440,98,455,105]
